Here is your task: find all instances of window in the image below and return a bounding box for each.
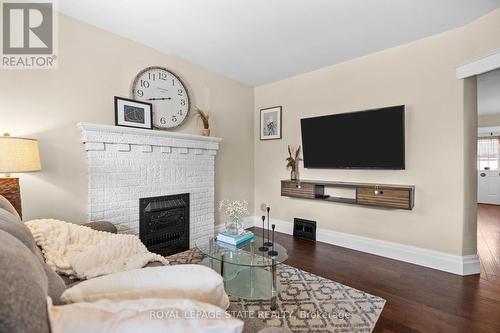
[478,136,500,170]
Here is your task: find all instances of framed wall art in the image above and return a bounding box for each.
[114,96,153,129]
[260,106,282,140]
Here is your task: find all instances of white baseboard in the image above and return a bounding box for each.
[243,216,480,276]
[215,223,224,233]
[215,216,255,234]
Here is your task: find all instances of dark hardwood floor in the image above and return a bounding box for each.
[250,204,500,333]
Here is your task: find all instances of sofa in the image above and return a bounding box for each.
[0,195,285,333]
[0,195,166,333]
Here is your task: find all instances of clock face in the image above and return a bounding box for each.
[132,67,190,129]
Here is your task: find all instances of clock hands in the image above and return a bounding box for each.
[148,87,171,101]
[147,97,172,101]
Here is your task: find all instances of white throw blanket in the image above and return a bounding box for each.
[26,219,169,279]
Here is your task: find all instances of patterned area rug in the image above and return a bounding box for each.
[166,249,385,333]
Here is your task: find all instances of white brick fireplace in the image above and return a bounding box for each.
[78,122,221,247]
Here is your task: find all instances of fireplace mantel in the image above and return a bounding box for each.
[78,122,221,247]
[78,122,221,151]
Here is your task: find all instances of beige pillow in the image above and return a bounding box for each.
[62,265,229,310]
[47,297,243,333]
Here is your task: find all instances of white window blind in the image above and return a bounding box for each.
[478,136,500,170]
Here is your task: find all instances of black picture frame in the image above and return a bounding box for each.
[260,106,282,140]
[114,96,153,129]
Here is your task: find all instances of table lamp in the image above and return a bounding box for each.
[0,133,42,219]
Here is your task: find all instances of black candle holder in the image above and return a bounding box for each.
[268,224,278,257]
[258,215,268,252]
[264,206,273,247]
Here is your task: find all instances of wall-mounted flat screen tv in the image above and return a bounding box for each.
[300,105,405,169]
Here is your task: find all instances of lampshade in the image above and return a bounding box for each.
[0,135,42,173]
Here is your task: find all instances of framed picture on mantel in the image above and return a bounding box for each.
[114,96,153,129]
[260,106,282,140]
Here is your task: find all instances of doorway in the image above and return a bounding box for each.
[476,68,500,278]
[477,69,500,205]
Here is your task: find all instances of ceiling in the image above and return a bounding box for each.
[478,69,500,116]
[58,0,500,86]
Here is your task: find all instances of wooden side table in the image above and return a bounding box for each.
[0,177,22,219]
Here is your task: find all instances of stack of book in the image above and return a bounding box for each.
[216,230,255,246]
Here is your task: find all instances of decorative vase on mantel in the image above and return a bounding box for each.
[196,107,211,137]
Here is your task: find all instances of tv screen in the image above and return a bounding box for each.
[300,105,405,169]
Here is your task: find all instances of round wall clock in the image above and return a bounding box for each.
[131,66,190,129]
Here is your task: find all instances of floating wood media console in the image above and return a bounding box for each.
[281,180,415,210]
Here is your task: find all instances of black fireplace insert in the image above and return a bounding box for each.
[139,193,189,256]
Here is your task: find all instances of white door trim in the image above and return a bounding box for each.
[457,48,500,79]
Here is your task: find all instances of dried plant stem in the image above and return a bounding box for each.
[286,145,301,171]
[195,107,210,129]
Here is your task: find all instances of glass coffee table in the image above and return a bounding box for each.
[195,235,288,310]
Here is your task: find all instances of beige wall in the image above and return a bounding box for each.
[0,14,255,224]
[2,8,499,257]
[478,114,500,127]
[254,9,500,256]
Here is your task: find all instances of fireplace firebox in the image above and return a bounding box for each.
[139,193,189,256]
